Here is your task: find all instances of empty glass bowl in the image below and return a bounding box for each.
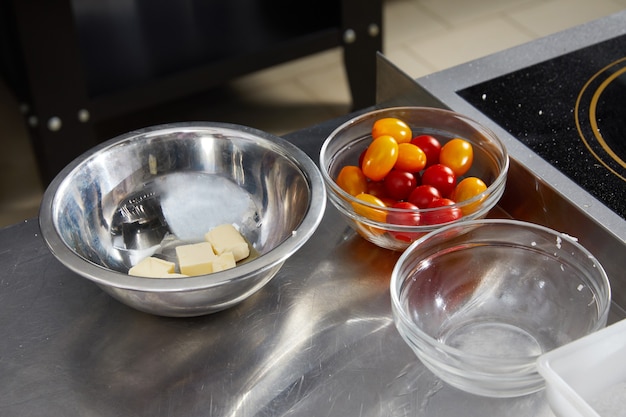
[390,219,611,398]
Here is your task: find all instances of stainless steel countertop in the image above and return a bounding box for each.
[8,11,626,415]
[0,116,556,416]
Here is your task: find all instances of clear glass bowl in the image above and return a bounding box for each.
[319,106,509,251]
[390,219,611,398]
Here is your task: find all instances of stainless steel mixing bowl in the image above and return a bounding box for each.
[39,122,326,317]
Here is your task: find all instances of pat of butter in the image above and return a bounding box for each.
[205,224,250,261]
[175,241,217,276]
[129,256,176,278]
[211,252,237,272]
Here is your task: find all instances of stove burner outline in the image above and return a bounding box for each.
[575,57,626,183]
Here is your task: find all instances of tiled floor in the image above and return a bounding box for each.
[0,0,624,228]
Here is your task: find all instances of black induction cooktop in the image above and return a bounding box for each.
[458,34,626,220]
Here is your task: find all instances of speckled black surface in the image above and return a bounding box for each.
[458,35,626,220]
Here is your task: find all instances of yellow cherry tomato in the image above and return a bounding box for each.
[351,193,387,223]
[361,135,399,181]
[372,118,412,144]
[336,165,368,196]
[395,142,427,172]
[439,138,474,176]
[355,221,386,237]
[453,177,487,215]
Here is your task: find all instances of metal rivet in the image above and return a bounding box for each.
[368,23,380,37]
[19,103,30,114]
[343,29,356,44]
[47,116,62,132]
[28,115,38,127]
[78,109,90,123]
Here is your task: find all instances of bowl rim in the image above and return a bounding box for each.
[39,121,326,292]
[390,218,612,363]
[319,106,510,229]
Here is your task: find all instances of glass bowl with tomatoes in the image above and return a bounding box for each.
[319,106,509,251]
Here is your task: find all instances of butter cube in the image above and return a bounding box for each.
[129,256,176,278]
[205,224,250,261]
[211,252,237,272]
[175,242,217,276]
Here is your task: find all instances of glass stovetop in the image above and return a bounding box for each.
[458,34,626,220]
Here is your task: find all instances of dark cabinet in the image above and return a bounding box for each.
[0,0,382,183]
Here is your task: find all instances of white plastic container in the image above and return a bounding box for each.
[537,318,626,417]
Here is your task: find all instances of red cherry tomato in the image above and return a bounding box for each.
[383,170,418,201]
[372,117,412,143]
[411,135,441,167]
[440,138,474,176]
[358,149,367,167]
[387,201,421,225]
[421,164,457,197]
[367,181,397,206]
[408,185,441,209]
[387,201,422,242]
[422,198,462,225]
[361,135,399,181]
[367,180,389,199]
[395,143,427,172]
[336,165,368,196]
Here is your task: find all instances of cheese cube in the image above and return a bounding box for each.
[205,224,250,261]
[129,256,176,278]
[175,242,217,276]
[211,252,237,272]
